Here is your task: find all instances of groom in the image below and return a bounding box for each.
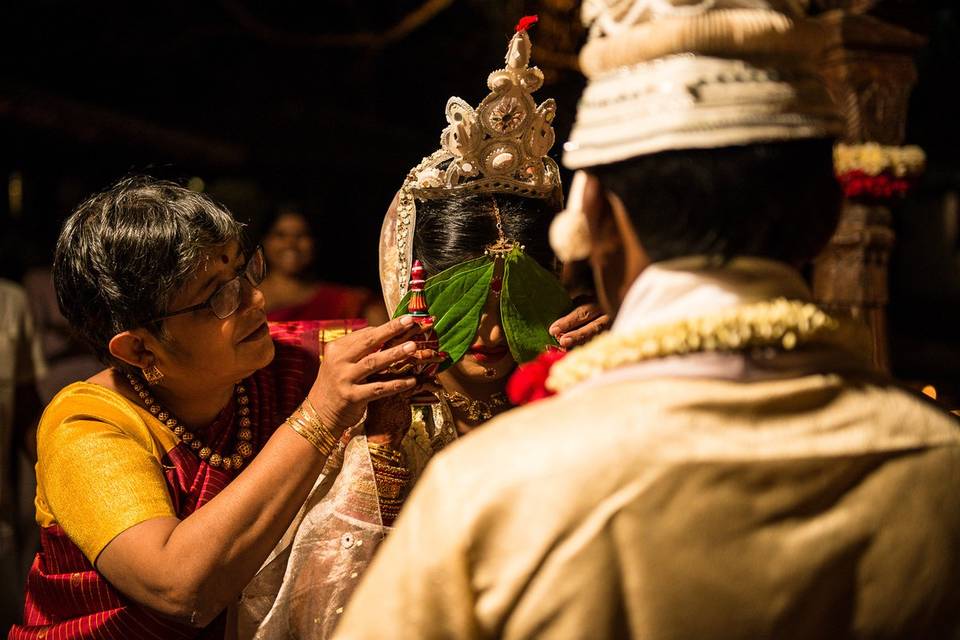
[335,2,960,638]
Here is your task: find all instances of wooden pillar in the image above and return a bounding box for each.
[812,11,925,372]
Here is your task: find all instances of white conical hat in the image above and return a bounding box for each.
[562,0,843,169]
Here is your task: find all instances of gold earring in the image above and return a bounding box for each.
[143,364,164,385]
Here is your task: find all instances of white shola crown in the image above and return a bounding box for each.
[380,18,564,314]
[410,20,562,200]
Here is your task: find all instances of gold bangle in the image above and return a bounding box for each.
[288,411,335,453]
[287,418,335,457]
[368,442,404,465]
[287,403,339,456]
[303,398,368,433]
[295,406,339,452]
[288,400,369,456]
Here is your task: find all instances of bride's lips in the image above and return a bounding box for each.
[240,321,269,343]
[468,344,509,364]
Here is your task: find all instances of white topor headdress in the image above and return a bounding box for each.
[564,0,843,168]
[379,17,562,312]
[550,0,844,261]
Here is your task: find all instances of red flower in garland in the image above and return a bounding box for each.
[506,347,567,405]
[837,170,914,200]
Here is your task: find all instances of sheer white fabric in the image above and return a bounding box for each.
[239,403,456,639]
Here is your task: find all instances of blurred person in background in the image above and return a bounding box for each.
[0,279,46,633]
[259,205,388,326]
[22,268,100,404]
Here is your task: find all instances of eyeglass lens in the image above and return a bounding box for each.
[209,248,265,319]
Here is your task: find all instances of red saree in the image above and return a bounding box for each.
[9,320,365,640]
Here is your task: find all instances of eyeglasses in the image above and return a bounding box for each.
[149,246,266,323]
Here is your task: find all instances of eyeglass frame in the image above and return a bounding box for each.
[146,246,266,324]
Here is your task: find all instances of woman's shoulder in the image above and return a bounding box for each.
[43,380,140,421]
[38,381,174,455]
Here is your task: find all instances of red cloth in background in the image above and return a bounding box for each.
[267,284,375,322]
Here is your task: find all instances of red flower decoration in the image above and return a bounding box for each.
[837,170,914,200]
[506,347,567,405]
[515,15,539,33]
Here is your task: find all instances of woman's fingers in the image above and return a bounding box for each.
[549,303,605,339]
[342,315,416,360]
[558,314,610,348]
[354,376,418,402]
[353,341,418,379]
[380,322,426,350]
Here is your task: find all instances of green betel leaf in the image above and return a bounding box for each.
[501,247,573,363]
[392,255,491,318]
[392,256,495,368]
[429,260,495,367]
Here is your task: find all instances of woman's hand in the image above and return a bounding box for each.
[308,316,424,432]
[549,300,610,349]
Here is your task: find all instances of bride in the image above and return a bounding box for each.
[239,18,608,639]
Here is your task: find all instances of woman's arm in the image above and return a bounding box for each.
[95,316,421,626]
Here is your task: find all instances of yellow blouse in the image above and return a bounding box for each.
[35,382,180,563]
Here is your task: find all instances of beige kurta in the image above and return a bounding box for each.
[334,259,960,639]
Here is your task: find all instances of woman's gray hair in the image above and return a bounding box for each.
[54,176,245,370]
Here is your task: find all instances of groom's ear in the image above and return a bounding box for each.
[582,173,649,316]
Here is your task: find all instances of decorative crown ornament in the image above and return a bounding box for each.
[411,15,561,201]
[381,15,564,312]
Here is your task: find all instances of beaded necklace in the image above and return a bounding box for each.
[126,373,256,471]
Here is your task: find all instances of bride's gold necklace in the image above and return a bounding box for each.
[441,390,511,422]
[548,298,854,393]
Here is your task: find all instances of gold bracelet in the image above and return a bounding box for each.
[367,442,404,465]
[295,406,340,452]
[288,399,369,456]
[287,403,338,455]
[287,418,336,457]
[303,398,368,433]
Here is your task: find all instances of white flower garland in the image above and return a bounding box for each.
[833,143,925,177]
[547,298,854,392]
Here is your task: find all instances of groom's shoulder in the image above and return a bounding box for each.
[429,378,666,493]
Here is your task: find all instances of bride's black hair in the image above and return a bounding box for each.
[412,192,559,277]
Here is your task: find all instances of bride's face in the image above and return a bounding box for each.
[447,268,515,384]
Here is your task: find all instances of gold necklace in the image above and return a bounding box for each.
[126,374,256,472]
[548,298,857,393]
[441,390,511,422]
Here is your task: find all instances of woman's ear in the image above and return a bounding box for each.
[108,330,157,370]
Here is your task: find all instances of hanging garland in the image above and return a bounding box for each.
[834,143,925,201]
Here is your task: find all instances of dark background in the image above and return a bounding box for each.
[1,0,959,388]
[0,0,587,289]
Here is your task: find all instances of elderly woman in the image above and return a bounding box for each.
[258,205,388,326]
[9,177,427,640]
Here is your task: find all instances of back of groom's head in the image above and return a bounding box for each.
[552,1,844,291]
[591,138,841,266]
